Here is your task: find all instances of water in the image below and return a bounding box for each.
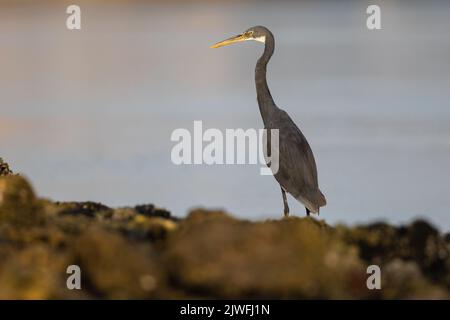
[1,1,450,230]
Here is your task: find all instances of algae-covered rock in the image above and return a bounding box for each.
[0,175,43,226]
[135,204,171,219]
[0,244,70,299]
[0,158,13,176]
[55,201,112,218]
[69,226,162,299]
[123,214,178,241]
[381,259,448,299]
[164,210,367,299]
[0,161,448,299]
[337,219,450,292]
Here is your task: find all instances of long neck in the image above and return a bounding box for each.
[255,34,276,126]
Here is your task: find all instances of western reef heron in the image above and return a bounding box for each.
[210,26,326,217]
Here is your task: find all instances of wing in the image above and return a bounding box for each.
[269,110,325,211]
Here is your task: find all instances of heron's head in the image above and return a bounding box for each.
[210,26,271,49]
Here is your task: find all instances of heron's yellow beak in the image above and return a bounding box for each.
[210,33,249,49]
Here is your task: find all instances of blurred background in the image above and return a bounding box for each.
[1,0,449,229]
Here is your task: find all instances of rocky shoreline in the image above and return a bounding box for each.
[0,158,449,299]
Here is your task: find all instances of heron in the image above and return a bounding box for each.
[210,26,326,217]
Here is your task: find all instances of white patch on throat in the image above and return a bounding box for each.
[254,35,266,43]
[246,35,266,43]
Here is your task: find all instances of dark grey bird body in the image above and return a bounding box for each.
[211,26,326,216]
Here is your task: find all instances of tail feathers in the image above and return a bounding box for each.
[317,190,327,207]
[295,189,327,214]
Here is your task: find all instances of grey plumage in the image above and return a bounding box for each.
[211,26,326,217]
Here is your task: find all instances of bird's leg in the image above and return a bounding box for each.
[281,187,289,217]
[306,207,310,217]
